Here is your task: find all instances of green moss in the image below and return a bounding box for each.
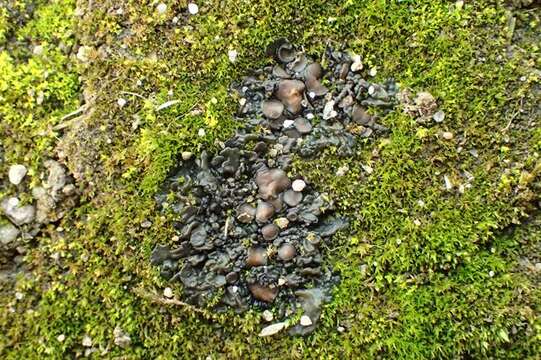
[1,0,540,359]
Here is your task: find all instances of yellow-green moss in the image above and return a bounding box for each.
[1,0,540,359]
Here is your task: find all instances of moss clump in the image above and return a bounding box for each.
[0,0,540,359]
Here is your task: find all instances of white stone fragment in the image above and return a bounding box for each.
[163,287,173,298]
[181,152,193,160]
[82,335,92,347]
[433,110,445,123]
[76,46,91,62]
[350,55,363,72]
[283,119,295,128]
[300,315,313,326]
[156,3,167,14]
[444,175,453,190]
[57,334,66,342]
[188,3,199,15]
[442,131,453,140]
[8,164,27,185]
[323,100,336,120]
[228,49,238,63]
[198,128,206,137]
[361,164,373,174]
[33,45,44,55]
[292,179,306,192]
[117,98,127,107]
[258,322,286,337]
[336,165,349,177]
[262,310,274,322]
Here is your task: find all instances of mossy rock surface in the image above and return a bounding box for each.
[0,0,540,358]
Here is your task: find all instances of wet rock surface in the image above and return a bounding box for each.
[151,40,400,334]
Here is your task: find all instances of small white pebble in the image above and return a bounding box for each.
[115,7,124,15]
[292,179,306,192]
[300,315,313,326]
[7,197,20,208]
[57,334,66,342]
[368,85,375,96]
[337,326,345,333]
[76,46,91,62]
[417,199,425,207]
[444,175,453,190]
[278,278,286,286]
[15,292,24,300]
[361,164,373,174]
[489,271,495,277]
[231,285,238,293]
[156,3,167,14]
[433,110,445,123]
[330,110,338,118]
[198,128,206,137]
[239,98,247,106]
[181,151,193,160]
[350,55,363,72]
[8,164,27,185]
[534,263,541,271]
[323,101,336,120]
[308,91,316,99]
[369,67,377,77]
[262,310,274,322]
[172,16,179,24]
[188,3,199,15]
[306,113,314,120]
[228,49,238,63]
[442,131,454,140]
[413,219,421,226]
[82,335,92,347]
[259,322,286,337]
[396,238,402,245]
[33,45,44,55]
[117,98,127,107]
[283,119,295,128]
[335,165,349,177]
[163,287,173,298]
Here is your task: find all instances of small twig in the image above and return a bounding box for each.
[59,105,87,122]
[224,216,230,238]
[120,91,147,100]
[133,287,212,317]
[156,99,181,111]
[53,115,84,131]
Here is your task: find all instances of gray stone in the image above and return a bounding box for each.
[0,223,19,245]
[1,197,35,226]
[113,327,131,348]
[8,164,27,185]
